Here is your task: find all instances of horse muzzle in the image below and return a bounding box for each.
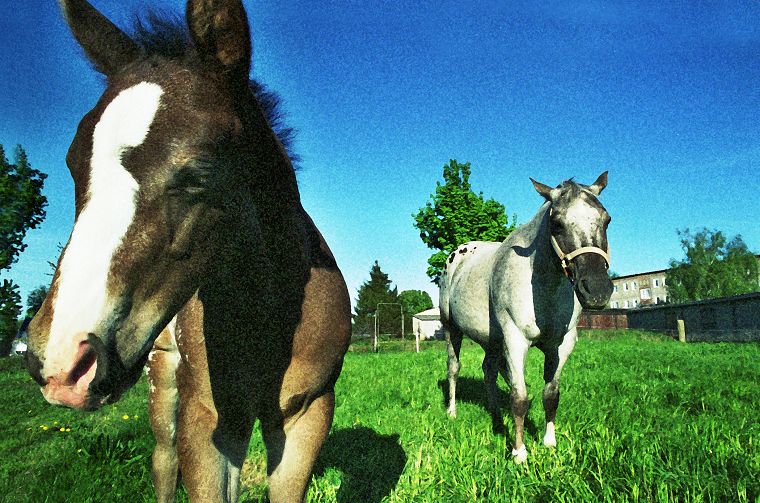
[27,333,112,411]
[574,275,614,310]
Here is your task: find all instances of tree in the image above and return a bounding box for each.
[413,159,516,283]
[0,145,47,356]
[353,261,400,336]
[398,290,433,336]
[1,145,48,271]
[26,285,48,318]
[666,228,759,303]
[0,280,22,356]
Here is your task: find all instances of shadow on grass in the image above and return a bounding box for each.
[438,377,538,438]
[314,426,406,503]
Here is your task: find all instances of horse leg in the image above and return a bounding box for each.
[503,332,530,463]
[147,323,181,503]
[174,381,253,502]
[541,330,577,448]
[172,303,253,502]
[262,392,334,503]
[445,326,464,417]
[482,352,503,431]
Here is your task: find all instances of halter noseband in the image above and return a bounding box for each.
[548,208,611,280]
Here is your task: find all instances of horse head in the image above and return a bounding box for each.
[531,172,614,310]
[26,0,282,410]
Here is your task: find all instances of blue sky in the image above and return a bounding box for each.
[2,0,759,310]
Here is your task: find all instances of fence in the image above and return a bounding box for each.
[627,292,760,342]
[577,309,629,329]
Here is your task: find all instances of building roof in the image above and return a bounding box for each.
[611,269,668,281]
[413,307,440,321]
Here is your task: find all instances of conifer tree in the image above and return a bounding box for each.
[353,261,400,336]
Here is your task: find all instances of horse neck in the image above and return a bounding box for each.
[530,203,565,285]
[202,121,309,299]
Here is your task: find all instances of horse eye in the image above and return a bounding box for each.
[166,163,212,199]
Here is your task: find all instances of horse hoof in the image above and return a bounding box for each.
[447,408,457,418]
[511,445,527,464]
[543,435,557,448]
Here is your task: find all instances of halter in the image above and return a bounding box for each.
[548,208,611,280]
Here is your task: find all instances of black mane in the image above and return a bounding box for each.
[130,12,299,165]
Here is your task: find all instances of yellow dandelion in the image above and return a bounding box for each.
[122,414,130,420]
[60,427,66,432]
[66,428,71,432]
[42,426,48,431]
[77,449,82,453]
[53,421,58,425]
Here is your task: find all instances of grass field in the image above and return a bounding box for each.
[1,330,758,502]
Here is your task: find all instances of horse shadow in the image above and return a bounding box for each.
[313,426,406,503]
[438,377,538,438]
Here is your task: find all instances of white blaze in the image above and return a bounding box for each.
[44,82,164,376]
[564,198,602,248]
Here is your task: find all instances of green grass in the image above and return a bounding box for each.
[1,330,758,502]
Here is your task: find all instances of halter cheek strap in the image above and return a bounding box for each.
[550,234,611,279]
[548,208,611,280]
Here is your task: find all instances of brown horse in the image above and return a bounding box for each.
[24,0,351,501]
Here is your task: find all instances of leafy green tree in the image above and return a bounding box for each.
[398,290,433,335]
[666,228,759,303]
[413,159,516,283]
[26,285,48,318]
[0,145,47,355]
[353,261,400,336]
[0,281,22,356]
[1,145,47,271]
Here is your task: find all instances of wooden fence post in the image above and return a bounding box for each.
[677,319,686,343]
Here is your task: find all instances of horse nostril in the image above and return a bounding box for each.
[579,279,591,295]
[25,349,47,387]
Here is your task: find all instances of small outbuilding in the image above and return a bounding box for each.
[412,307,444,340]
[10,339,27,356]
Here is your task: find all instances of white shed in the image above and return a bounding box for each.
[412,307,444,340]
[10,340,27,356]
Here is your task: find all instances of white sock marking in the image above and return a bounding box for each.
[44,82,163,377]
[544,421,557,447]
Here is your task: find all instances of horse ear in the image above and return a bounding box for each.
[186,0,251,83]
[530,178,553,201]
[588,171,608,196]
[59,0,141,76]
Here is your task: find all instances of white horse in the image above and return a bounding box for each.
[440,172,613,463]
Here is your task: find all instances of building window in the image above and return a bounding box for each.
[614,285,618,293]
[655,296,660,304]
[624,283,629,291]
[640,288,651,300]
[612,301,619,308]
[624,300,629,308]
[654,278,660,287]
[633,281,638,289]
